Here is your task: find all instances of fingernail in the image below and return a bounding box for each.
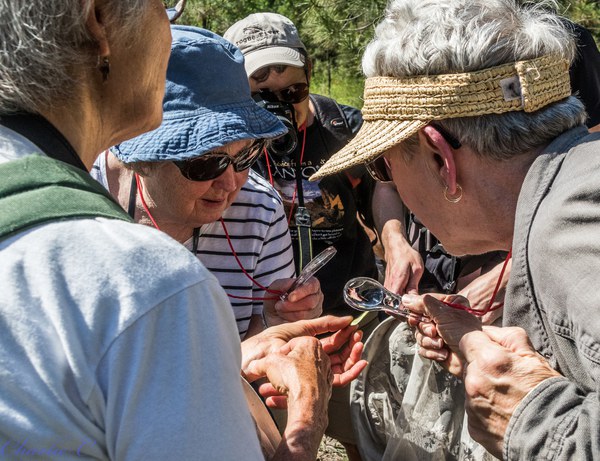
[402,294,417,306]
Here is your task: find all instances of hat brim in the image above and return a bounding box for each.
[116,99,287,163]
[309,119,428,180]
[244,47,305,77]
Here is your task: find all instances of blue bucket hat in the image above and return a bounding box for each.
[115,26,286,163]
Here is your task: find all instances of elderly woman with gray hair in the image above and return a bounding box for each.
[0,2,365,460]
[93,25,324,340]
[313,0,600,459]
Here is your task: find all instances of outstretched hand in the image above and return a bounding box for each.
[405,293,481,376]
[245,336,333,459]
[246,336,333,410]
[241,315,367,389]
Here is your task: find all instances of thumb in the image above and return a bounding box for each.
[421,294,452,318]
[300,315,354,336]
[482,325,535,353]
[403,293,468,317]
[459,329,504,363]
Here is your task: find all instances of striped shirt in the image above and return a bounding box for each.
[182,171,295,338]
[92,156,295,339]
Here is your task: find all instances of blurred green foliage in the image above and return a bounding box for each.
[177,0,600,107]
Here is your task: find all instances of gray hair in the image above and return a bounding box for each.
[363,0,587,160]
[0,0,150,115]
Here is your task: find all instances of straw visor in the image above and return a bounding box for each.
[310,54,571,180]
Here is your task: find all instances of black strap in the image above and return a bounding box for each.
[128,173,137,218]
[295,206,313,270]
[0,156,131,242]
[0,113,87,171]
[191,226,200,255]
[310,94,353,156]
[293,128,312,269]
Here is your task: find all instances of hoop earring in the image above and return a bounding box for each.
[97,55,110,82]
[444,184,463,203]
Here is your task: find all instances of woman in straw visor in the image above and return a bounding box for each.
[312,0,600,459]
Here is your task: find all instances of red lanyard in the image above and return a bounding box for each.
[442,249,512,316]
[218,218,282,300]
[135,174,160,229]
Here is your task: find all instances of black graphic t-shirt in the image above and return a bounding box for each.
[254,94,378,314]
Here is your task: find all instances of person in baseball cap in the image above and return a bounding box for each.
[224,12,307,78]
[226,13,381,461]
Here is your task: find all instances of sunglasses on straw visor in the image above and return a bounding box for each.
[366,155,393,183]
[174,140,266,182]
[252,82,310,105]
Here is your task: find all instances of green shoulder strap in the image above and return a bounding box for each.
[0,155,132,242]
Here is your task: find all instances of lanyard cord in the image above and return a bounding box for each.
[219,218,282,300]
[442,248,512,317]
[264,122,307,226]
[264,146,274,184]
[290,123,308,225]
[133,173,281,301]
[135,173,161,230]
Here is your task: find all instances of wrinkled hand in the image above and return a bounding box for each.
[263,277,323,326]
[246,336,333,410]
[241,315,367,388]
[383,237,424,295]
[405,293,481,376]
[246,336,332,460]
[460,326,561,458]
[458,259,511,325]
[322,328,365,387]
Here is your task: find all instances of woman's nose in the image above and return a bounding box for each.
[213,164,237,191]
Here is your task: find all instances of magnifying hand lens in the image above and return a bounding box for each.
[280,246,337,301]
[344,277,428,322]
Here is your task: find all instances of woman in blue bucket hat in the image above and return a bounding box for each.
[92,25,369,458]
[93,26,326,339]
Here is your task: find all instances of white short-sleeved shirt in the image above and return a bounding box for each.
[0,128,264,460]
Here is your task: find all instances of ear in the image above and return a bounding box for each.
[305,57,313,85]
[85,0,110,57]
[419,124,459,195]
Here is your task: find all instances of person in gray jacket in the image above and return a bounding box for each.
[312,0,600,459]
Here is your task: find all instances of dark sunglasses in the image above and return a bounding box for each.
[366,155,393,183]
[174,140,266,182]
[252,82,310,105]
